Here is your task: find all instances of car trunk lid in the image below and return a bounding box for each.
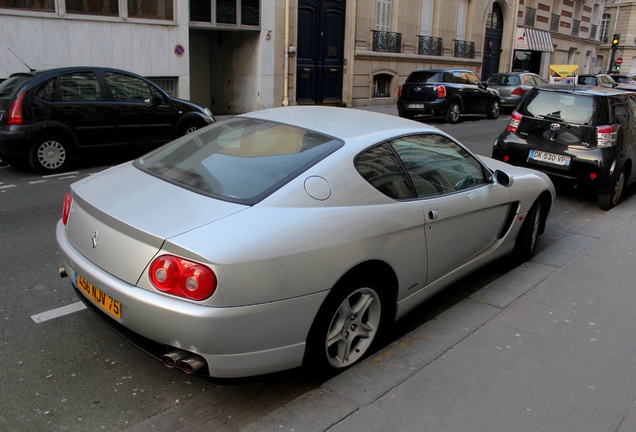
[65,162,247,285]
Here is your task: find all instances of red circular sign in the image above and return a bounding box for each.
[616,57,623,65]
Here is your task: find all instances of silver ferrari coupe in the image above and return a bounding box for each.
[56,106,555,378]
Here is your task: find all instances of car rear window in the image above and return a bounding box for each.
[135,117,343,205]
[521,90,595,125]
[487,75,520,86]
[0,75,32,100]
[406,71,443,83]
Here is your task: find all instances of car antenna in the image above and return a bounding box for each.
[8,48,36,72]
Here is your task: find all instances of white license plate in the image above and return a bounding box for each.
[528,149,571,166]
[408,103,424,109]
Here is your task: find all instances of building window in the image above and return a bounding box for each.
[1,0,54,12]
[375,0,392,32]
[373,73,392,98]
[149,76,178,97]
[191,0,259,27]
[599,13,610,43]
[487,3,503,30]
[128,0,174,20]
[66,0,118,17]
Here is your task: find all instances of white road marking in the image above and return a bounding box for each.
[31,302,86,323]
[43,172,79,178]
[0,184,17,190]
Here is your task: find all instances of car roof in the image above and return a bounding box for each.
[241,106,441,143]
[10,66,148,80]
[535,84,629,96]
[409,68,474,73]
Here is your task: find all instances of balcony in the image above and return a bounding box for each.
[418,35,443,56]
[453,40,475,59]
[372,30,402,53]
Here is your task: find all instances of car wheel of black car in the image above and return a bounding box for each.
[444,101,461,123]
[487,99,500,119]
[513,201,542,262]
[183,122,204,135]
[305,276,387,373]
[29,135,71,174]
[598,168,625,211]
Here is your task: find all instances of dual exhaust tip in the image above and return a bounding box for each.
[162,349,207,375]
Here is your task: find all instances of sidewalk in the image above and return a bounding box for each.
[245,193,636,432]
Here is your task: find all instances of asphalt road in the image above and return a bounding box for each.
[0,111,605,432]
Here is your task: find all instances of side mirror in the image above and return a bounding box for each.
[492,169,513,187]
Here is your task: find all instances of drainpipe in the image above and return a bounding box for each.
[283,0,290,106]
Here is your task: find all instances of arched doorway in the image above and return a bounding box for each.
[296,0,346,105]
[482,2,504,80]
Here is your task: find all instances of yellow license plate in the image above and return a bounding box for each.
[75,273,122,319]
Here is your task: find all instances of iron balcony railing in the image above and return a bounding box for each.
[418,35,443,56]
[372,30,402,53]
[453,39,475,59]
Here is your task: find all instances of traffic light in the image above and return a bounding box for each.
[612,34,620,50]
[616,64,621,72]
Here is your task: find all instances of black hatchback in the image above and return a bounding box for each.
[0,67,215,173]
[492,84,636,210]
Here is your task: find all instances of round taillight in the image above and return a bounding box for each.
[503,155,510,162]
[62,192,73,225]
[590,172,597,180]
[149,255,217,301]
[437,85,447,99]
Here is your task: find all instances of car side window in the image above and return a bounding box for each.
[355,144,416,200]
[522,75,534,86]
[389,134,487,198]
[105,72,154,103]
[453,72,469,85]
[36,79,55,102]
[465,72,482,86]
[59,72,104,101]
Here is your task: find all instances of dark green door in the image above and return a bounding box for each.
[296,0,345,105]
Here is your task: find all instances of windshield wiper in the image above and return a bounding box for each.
[539,114,570,128]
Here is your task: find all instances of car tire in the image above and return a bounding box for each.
[304,276,387,374]
[29,135,71,174]
[444,101,461,123]
[598,168,625,211]
[182,121,206,136]
[512,200,542,262]
[487,99,500,119]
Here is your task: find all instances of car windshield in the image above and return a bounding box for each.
[487,75,520,86]
[0,75,32,100]
[135,117,343,205]
[406,71,442,83]
[523,91,595,125]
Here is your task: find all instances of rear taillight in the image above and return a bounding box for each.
[511,88,524,96]
[149,255,217,301]
[596,124,619,148]
[507,111,523,133]
[437,85,447,99]
[8,91,25,125]
[397,85,402,97]
[62,192,72,225]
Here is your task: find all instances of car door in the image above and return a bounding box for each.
[103,71,175,146]
[53,71,119,147]
[389,133,513,284]
[457,71,490,114]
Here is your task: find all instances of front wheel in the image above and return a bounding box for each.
[29,136,71,174]
[487,99,500,119]
[305,279,386,373]
[512,201,542,262]
[598,168,625,211]
[444,101,461,123]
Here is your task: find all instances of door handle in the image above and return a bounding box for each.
[428,210,439,220]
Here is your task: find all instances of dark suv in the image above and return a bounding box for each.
[492,85,636,210]
[397,68,500,123]
[0,67,215,173]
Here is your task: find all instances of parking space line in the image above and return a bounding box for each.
[31,302,86,323]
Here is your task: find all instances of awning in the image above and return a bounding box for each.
[549,64,579,77]
[515,28,555,53]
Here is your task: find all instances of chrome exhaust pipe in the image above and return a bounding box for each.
[179,355,207,375]
[59,263,68,278]
[162,349,191,368]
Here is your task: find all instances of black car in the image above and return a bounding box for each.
[397,68,500,123]
[492,84,636,210]
[0,67,215,173]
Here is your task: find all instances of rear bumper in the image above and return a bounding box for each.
[492,133,618,192]
[0,126,29,159]
[55,220,327,378]
[397,99,448,117]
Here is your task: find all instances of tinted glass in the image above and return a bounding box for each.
[135,117,343,205]
[0,75,31,100]
[66,0,118,16]
[59,72,103,101]
[36,79,55,102]
[105,73,153,102]
[523,91,595,125]
[487,75,520,86]
[406,71,442,83]
[355,144,415,200]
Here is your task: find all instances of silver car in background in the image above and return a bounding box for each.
[486,72,546,109]
[56,106,555,378]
